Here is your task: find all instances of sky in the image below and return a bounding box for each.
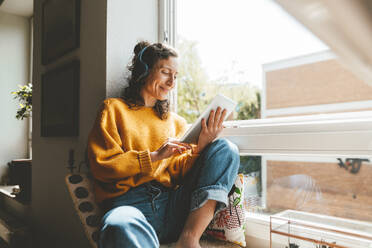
[177,0,329,89]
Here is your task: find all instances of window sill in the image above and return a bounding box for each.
[245,210,372,247]
[0,185,30,205]
[0,185,19,199]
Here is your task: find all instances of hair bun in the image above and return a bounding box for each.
[134,41,151,55]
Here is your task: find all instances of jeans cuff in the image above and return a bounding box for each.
[190,185,229,212]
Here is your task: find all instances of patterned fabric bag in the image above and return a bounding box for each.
[205,174,246,247]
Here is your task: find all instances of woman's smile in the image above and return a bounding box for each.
[160,86,170,94]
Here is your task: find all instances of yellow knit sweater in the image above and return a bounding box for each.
[87,98,199,203]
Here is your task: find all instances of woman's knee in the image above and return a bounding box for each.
[209,138,240,162]
[100,206,159,247]
[103,206,146,230]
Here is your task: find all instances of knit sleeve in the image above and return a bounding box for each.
[87,101,153,182]
[165,115,199,181]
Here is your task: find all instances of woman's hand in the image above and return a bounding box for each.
[150,138,192,162]
[195,107,227,154]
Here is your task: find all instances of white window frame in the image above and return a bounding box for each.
[28,17,33,159]
[159,0,178,112]
[222,111,372,157]
[160,1,372,245]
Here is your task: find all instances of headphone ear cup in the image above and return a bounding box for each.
[137,60,149,81]
[141,61,149,74]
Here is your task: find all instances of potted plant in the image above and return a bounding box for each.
[11,83,32,157]
[11,83,32,120]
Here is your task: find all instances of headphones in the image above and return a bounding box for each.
[138,46,149,76]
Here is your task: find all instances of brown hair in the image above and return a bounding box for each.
[122,41,178,119]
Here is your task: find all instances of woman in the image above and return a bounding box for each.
[87,41,240,248]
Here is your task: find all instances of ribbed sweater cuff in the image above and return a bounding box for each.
[138,150,153,174]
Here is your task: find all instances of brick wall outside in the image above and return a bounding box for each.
[266,59,372,109]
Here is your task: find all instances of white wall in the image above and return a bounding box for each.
[30,0,158,247]
[106,0,158,98]
[0,11,30,182]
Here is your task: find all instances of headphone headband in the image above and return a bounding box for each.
[138,46,149,73]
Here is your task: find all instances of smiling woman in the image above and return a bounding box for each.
[87,41,240,248]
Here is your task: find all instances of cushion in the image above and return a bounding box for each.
[204,174,246,247]
[65,173,101,248]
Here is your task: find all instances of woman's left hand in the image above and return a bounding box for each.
[195,107,227,153]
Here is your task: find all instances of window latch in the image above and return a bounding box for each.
[163,31,169,42]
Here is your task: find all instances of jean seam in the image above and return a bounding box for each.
[145,183,162,212]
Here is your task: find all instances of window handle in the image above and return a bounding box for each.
[163,31,169,42]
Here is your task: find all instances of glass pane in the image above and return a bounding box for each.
[238,155,262,212]
[176,0,372,123]
[240,155,372,224]
[239,154,372,248]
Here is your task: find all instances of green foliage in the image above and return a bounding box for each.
[239,156,261,174]
[239,155,262,196]
[11,83,32,120]
[236,91,261,120]
[177,38,211,123]
[176,37,261,122]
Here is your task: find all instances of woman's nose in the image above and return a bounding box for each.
[167,75,176,87]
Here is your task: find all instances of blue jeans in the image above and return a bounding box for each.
[98,138,240,248]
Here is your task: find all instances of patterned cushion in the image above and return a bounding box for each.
[65,173,101,248]
[204,174,246,247]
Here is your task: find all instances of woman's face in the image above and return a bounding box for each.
[141,56,178,107]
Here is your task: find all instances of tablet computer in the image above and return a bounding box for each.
[180,94,237,144]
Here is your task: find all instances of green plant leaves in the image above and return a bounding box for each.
[11,83,32,120]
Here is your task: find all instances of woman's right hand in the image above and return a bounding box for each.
[150,138,192,162]
[194,107,227,154]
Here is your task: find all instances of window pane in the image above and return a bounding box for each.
[176,0,372,123]
[238,155,262,211]
[240,155,372,224]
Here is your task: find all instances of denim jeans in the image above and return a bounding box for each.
[98,138,240,248]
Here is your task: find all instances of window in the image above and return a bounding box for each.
[161,0,372,245]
